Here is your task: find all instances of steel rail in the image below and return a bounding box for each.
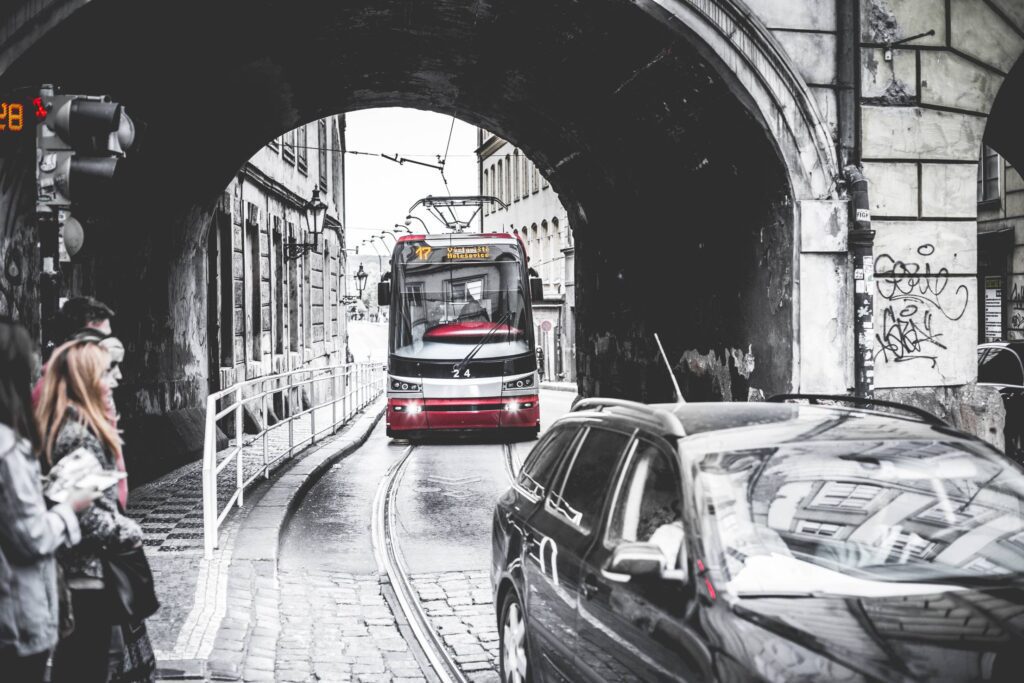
[371,446,469,683]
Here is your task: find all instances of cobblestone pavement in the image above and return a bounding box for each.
[412,570,500,683]
[274,568,427,682]
[124,398,382,672]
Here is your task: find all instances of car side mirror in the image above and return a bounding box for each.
[377,281,391,306]
[530,276,543,301]
[604,542,666,580]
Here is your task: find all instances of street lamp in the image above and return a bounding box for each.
[285,187,329,260]
[393,224,413,234]
[405,214,430,234]
[355,264,368,298]
[379,230,398,246]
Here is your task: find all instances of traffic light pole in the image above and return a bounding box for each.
[37,211,61,354]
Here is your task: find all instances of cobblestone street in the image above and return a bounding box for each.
[276,569,426,682]
[412,571,500,683]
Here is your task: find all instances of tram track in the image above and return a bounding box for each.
[371,444,469,683]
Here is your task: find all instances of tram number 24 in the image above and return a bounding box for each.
[452,366,471,378]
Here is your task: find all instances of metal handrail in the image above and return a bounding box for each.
[202,361,385,557]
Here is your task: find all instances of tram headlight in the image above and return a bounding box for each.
[390,379,419,391]
[406,403,423,415]
[505,402,520,412]
[504,376,534,390]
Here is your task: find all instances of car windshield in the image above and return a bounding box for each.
[695,440,1024,598]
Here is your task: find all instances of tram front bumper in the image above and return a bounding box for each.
[387,396,539,434]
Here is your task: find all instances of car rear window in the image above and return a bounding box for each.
[516,424,581,497]
[550,427,631,531]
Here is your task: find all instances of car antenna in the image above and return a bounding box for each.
[654,333,685,404]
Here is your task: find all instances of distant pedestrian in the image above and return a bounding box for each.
[34,296,116,407]
[0,320,95,683]
[537,346,545,381]
[55,296,115,346]
[37,339,151,683]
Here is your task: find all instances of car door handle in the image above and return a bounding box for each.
[581,574,600,600]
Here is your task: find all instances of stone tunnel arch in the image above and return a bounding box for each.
[0,0,842,452]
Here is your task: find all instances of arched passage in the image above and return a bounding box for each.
[0,0,839,465]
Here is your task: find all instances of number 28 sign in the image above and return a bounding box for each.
[0,97,47,132]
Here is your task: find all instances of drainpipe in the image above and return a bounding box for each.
[838,0,873,398]
[846,165,875,398]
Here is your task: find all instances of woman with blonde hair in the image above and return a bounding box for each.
[0,320,96,682]
[36,339,145,683]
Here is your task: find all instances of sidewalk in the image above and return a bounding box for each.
[539,380,577,393]
[126,398,386,680]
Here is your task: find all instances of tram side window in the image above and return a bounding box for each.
[516,425,581,498]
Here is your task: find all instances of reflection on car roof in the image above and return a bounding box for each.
[647,402,966,445]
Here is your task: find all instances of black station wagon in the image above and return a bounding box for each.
[491,396,1024,682]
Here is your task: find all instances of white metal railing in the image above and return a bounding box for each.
[202,361,385,557]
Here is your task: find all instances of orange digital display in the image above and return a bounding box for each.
[0,102,25,132]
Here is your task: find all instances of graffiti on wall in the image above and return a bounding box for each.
[873,244,970,369]
[1010,280,1024,340]
[0,139,39,334]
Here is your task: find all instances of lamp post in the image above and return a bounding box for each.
[355,263,368,298]
[379,230,398,247]
[393,224,413,234]
[404,214,430,234]
[285,187,328,260]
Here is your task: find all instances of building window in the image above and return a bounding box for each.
[297,124,308,175]
[978,144,1000,204]
[809,482,881,510]
[283,128,296,165]
[497,160,504,205]
[521,154,528,198]
[483,169,489,214]
[318,119,328,193]
[505,155,512,203]
[512,151,519,202]
[533,164,541,194]
[795,520,842,537]
[246,205,262,361]
[268,136,279,152]
[288,221,300,351]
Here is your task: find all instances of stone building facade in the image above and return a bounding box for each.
[211,116,348,394]
[477,130,576,382]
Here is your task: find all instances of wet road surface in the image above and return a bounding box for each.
[279,388,575,681]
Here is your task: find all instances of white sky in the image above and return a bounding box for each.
[344,108,481,261]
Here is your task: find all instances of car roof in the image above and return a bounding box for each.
[567,400,976,450]
[980,341,1024,353]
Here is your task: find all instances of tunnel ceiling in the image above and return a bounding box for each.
[3,0,797,402]
[1,0,789,213]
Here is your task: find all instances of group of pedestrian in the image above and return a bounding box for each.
[0,297,157,683]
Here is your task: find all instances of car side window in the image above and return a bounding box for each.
[608,440,684,566]
[979,348,1024,385]
[549,427,631,532]
[516,424,581,498]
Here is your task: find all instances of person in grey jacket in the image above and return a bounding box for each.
[37,338,144,683]
[0,320,94,682]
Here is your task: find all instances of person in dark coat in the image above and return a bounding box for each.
[0,320,94,683]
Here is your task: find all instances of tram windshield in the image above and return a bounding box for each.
[390,240,531,360]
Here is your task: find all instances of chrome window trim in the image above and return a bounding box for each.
[602,436,682,550]
[544,425,637,533]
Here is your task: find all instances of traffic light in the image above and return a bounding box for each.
[35,84,135,212]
